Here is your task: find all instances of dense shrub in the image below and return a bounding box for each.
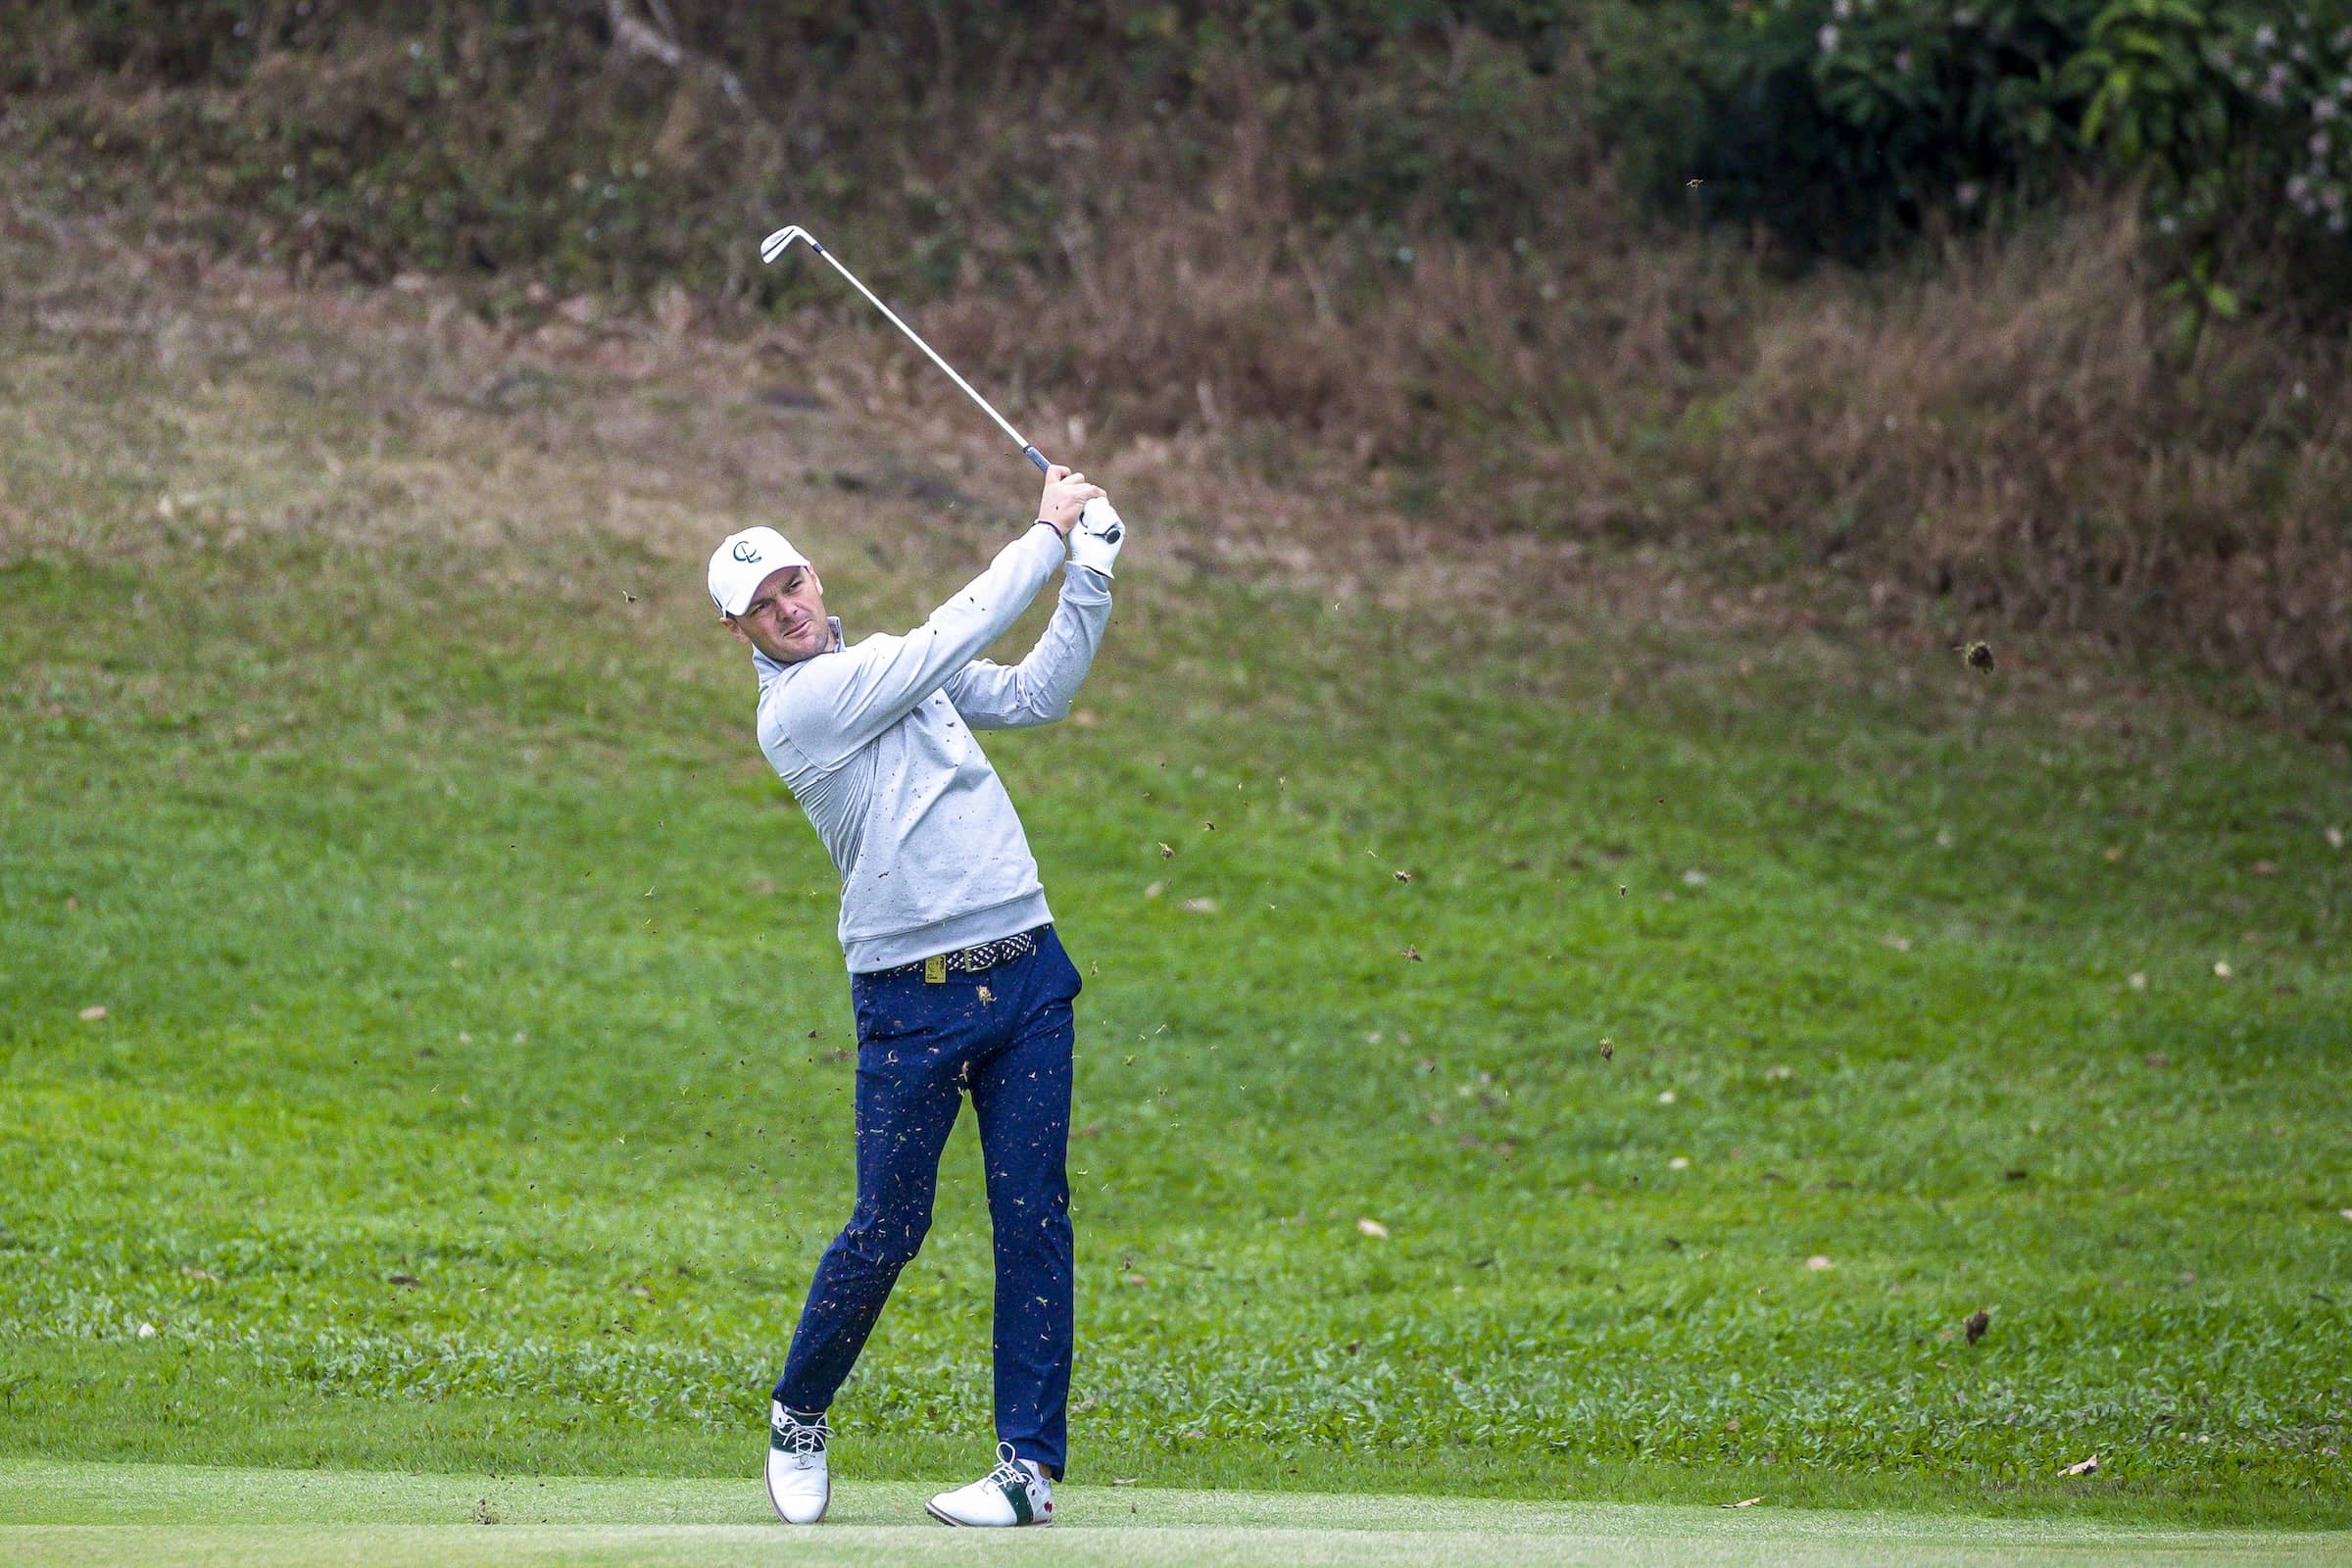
[1598,0,2352,306]
[1596,0,2102,262]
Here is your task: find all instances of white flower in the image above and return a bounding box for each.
[2318,98,2341,122]
[2330,211,2348,232]
[1895,48,1913,73]
[2157,215,2179,234]
[2290,173,2313,201]
[2255,24,2278,51]
[2315,131,2333,155]
[2325,184,2347,212]
[1820,23,1839,52]
[1956,180,1982,209]
[1834,0,1851,16]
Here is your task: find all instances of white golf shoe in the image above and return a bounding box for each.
[764,1400,829,1524]
[924,1441,1055,1527]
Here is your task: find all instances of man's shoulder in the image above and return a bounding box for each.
[758,635,903,768]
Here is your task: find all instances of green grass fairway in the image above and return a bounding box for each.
[3,232,2350,1532]
[5,1461,2348,1567]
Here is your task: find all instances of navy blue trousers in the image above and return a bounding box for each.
[773,923,1082,1478]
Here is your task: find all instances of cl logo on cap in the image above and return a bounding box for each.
[732,541,762,564]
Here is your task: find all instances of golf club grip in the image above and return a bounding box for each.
[1021,444,1051,474]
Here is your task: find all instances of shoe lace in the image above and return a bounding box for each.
[772,1411,827,1456]
[985,1440,1034,1492]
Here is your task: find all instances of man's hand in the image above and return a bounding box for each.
[1039,466,1105,537]
[1067,495,1126,579]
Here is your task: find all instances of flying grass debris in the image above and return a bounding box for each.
[1356,1217,1391,1239]
[1598,1038,1614,1061]
[2062,1454,2100,1476]
[1956,640,1995,671]
[1722,1495,1763,1508]
[77,1005,107,1022]
[1399,945,1423,961]
[1965,1308,1990,1344]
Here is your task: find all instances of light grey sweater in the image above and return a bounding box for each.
[750,521,1110,973]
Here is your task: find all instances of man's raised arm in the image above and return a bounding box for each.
[940,558,1112,730]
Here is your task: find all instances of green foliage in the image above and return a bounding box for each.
[1599,0,2352,301]
[2068,0,2231,168]
[1598,0,2104,261]
[2212,8,2352,296]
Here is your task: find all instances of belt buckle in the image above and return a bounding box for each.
[923,955,947,985]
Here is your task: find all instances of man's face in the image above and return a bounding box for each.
[724,563,828,663]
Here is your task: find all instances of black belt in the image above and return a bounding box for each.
[868,924,1046,982]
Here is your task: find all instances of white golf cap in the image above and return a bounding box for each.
[708,526,811,616]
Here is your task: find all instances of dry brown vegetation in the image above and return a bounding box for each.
[899,166,2352,714]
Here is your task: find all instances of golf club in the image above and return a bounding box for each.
[759,224,1121,543]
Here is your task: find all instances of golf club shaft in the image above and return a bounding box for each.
[767,228,1053,475]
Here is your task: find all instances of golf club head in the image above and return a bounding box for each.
[760,225,820,266]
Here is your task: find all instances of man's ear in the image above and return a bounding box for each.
[720,614,749,645]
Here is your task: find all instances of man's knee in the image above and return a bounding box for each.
[988,1202,1072,1257]
[839,1211,932,1272]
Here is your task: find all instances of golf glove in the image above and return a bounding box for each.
[1067,496,1126,579]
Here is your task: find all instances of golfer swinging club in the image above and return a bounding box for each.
[706,465,1124,1528]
